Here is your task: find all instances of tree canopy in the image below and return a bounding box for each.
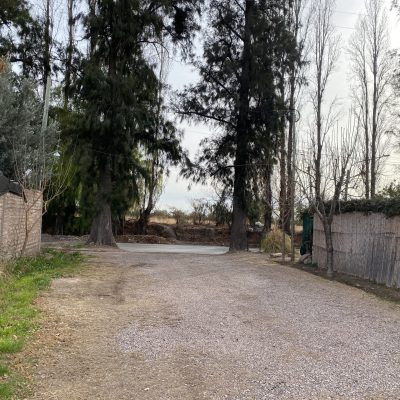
[177,0,299,249]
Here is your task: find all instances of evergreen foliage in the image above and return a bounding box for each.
[0,0,43,78]
[335,199,400,217]
[304,197,400,219]
[177,0,299,249]
[69,0,202,244]
[0,0,30,33]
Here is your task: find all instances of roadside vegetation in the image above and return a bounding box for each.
[0,250,83,399]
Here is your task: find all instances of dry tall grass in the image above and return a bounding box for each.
[261,227,291,254]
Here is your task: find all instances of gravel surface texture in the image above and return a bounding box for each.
[26,248,400,399]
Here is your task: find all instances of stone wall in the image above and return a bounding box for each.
[313,212,400,288]
[0,190,42,259]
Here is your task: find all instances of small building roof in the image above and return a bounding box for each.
[0,171,23,197]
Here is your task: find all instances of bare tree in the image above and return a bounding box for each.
[309,0,340,203]
[298,114,360,276]
[349,0,395,198]
[286,0,312,231]
[303,0,342,276]
[262,162,273,232]
[275,0,311,235]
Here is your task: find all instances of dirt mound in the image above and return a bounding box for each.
[117,235,174,244]
[42,234,85,242]
[175,225,227,244]
[121,220,261,247]
[148,224,177,240]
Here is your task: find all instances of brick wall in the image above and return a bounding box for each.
[0,190,42,259]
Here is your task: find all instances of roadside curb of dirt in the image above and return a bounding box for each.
[272,259,400,305]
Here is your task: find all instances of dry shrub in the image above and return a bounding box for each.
[261,226,291,254]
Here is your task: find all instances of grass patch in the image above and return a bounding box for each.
[0,366,8,376]
[0,249,83,399]
[0,384,13,399]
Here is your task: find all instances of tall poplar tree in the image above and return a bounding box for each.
[349,0,394,198]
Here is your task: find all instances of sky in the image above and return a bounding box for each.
[157,0,400,211]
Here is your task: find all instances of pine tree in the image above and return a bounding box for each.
[178,0,299,250]
[1,0,34,74]
[0,0,30,32]
[74,0,202,245]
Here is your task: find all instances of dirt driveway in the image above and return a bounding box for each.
[26,248,400,399]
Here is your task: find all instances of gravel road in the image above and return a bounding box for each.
[27,248,400,399]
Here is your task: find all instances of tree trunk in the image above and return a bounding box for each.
[278,63,287,234]
[231,195,248,251]
[137,155,157,235]
[315,90,322,201]
[315,36,323,202]
[322,219,334,278]
[371,66,377,198]
[344,169,350,201]
[64,0,74,109]
[20,207,29,257]
[364,69,370,199]
[371,11,378,198]
[279,113,287,233]
[230,0,254,251]
[137,208,151,235]
[88,1,118,247]
[88,0,97,55]
[286,73,296,234]
[88,165,116,246]
[43,0,51,101]
[263,162,273,233]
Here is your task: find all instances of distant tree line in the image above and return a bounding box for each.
[0,0,399,260]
